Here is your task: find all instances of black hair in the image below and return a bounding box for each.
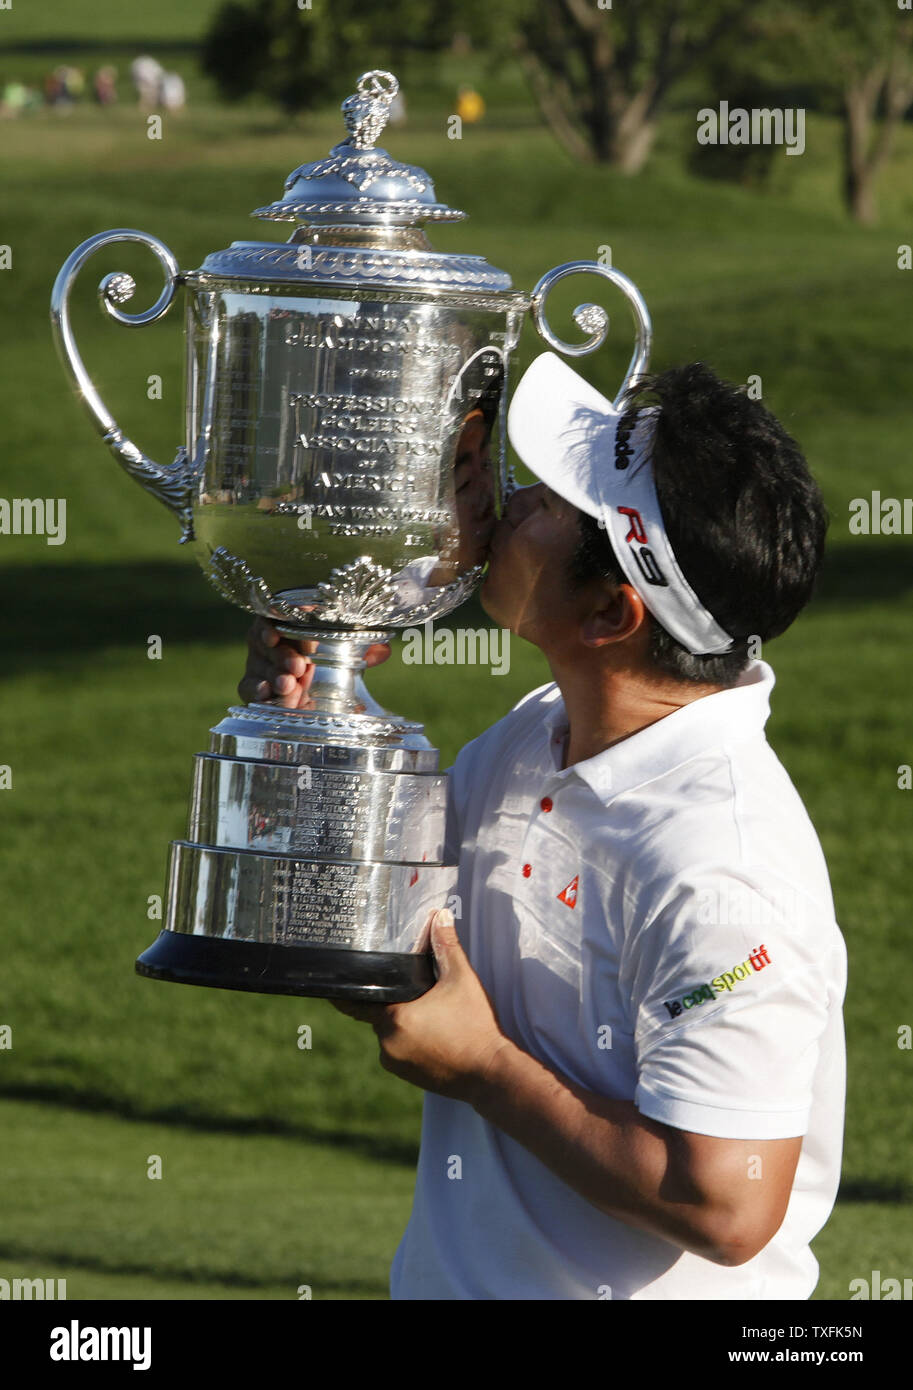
[567,363,828,685]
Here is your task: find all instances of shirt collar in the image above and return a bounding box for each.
[541,660,775,803]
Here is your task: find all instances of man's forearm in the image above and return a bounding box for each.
[334,913,793,1266]
[468,1037,754,1265]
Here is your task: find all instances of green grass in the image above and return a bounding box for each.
[0,89,911,1298]
[0,1097,410,1299]
[0,1097,906,1302]
[0,0,224,43]
[0,0,224,102]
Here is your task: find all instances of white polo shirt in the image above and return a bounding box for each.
[389,661,847,1300]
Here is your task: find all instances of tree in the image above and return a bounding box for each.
[201,0,454,115]
[506,0,757,172]
[202,0,761,173]
[836,12,913,224]
[761,0,913,224]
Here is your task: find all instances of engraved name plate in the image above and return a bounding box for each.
[189,753,446,864]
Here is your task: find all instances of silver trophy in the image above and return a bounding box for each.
[51,70,652,1001]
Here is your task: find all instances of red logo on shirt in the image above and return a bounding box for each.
[557,875,579,909]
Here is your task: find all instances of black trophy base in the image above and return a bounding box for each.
[136,930,436,1003]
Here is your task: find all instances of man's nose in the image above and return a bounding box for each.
[505,484,540,525]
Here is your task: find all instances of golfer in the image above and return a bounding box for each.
[240,354,846,1300]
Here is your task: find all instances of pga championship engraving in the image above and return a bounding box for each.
[50,68,652,1001]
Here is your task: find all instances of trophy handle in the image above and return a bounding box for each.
[50,229,196,543]
[529,260,653,409]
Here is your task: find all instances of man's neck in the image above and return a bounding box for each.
[551,660,725,770]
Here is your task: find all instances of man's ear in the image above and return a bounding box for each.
[580,583,649,648]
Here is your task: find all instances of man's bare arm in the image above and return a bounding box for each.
[340,912,803,1268]
[467,1036,802,1266]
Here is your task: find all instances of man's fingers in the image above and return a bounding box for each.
[273,646,310,677]
[246,617,278,655]
[243,621,384,709]
[247,618,311,669]
[238,656,314,707]
[364,643,392,668]
[237,676,272,704]
[241,620,317,709]
[258,618,280,649]
[237,675,302,703]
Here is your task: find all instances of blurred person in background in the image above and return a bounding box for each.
[131,55,162,108]
[93,66,118,107]
[159,71,186,113]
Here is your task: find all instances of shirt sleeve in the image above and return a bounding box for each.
[623,870,845,1140]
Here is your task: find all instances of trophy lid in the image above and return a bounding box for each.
[186,68,525,300]
[252,70,466,229]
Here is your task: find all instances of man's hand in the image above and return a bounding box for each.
[238,616,391,708]
[333,910,509,1104]
[335,911,802,1265]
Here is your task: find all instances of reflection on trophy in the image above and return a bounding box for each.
[50,69,652,1001]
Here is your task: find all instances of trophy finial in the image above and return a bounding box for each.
[341,70,399,150]
[253,67,467,226]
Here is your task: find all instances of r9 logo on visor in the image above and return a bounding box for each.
[617,506,669,588]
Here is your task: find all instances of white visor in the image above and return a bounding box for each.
[507,353,734,656]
